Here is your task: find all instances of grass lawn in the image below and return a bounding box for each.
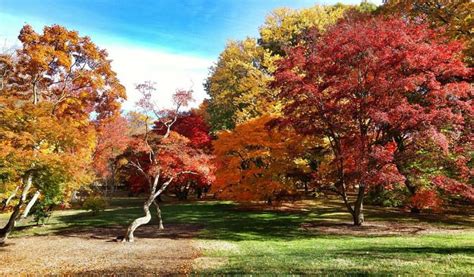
[1,197,473,275]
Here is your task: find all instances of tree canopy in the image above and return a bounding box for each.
[273,15,473,224]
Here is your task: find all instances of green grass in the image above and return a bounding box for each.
[1,197,473,275]
[197,234,474,275]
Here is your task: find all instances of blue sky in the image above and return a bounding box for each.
[0,0,382,109]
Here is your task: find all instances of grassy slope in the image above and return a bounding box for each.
[1,198,473,274]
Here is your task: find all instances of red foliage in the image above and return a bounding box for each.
[408,190,443,212]
[154,111,212,150]
[432,176,474,203]
[124,131,214,194]
[148,111,213,194]
[93,116,131,179]
[273,15,472,207]
[123,84,214,195]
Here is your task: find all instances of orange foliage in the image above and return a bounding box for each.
[213,115,319,201]
[4,24,125,120]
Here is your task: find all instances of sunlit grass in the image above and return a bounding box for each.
[1,197,473,274]
[197,233,474,275]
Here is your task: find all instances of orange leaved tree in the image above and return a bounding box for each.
[0,24,125,244]
[213,115,322,203]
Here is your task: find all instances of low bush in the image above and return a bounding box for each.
[82,196,108,215]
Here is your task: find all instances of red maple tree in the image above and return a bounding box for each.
[274,15,473,225]
[124,110,213,199]
[121,82,214,242]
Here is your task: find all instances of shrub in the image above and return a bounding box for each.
[365,186,405,207]
[408,190,442,213]
[32,201,54,226]
[31,194,61,226]
[82,196,108,215]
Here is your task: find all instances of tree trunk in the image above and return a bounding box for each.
[123,174,172,242]
[21,190,41,219]
[123,196,154,242]
[153,200,164,230]
[32,81,39,105]
[104,179,108,197]
[111,168,116,196]
[0,203,22,245]
[196,187,203,199]
[0,174,33,245]
[352,184,365,226]
[352,202,364,226]
[267,197,273,205]
[1,186,19,211]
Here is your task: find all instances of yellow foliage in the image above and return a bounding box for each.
[205,39,280,131]
[259,4,351,55]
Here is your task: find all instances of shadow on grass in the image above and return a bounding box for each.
[9,198,474,241]
[52,202,314,241]
[363,206,474,227]
[55,223,202,241]
[162,202,315,241]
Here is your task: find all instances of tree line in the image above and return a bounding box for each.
[0,0,472,244]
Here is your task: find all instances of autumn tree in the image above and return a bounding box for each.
[258,3,365,56]
[205,3,377,133]
[154,110,212,150]
[205,38,278,132]
[382,0,474,66]
[125,110,213,200]
[395,134,473,212]
[0,24,125,244]
[156,111,213,199]
[121,82,214,242]
[213,115,322,203]
[0,97,97,242]
[274,16,473,225]
[93,115,131,196]
[126,111,151,137]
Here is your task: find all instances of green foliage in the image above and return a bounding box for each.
[31,186,63,225]
[82,196,108,215]
[31,201,53,226]
[366,186,406,207]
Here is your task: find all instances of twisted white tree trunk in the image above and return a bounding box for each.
[123,174,173,242]
[153,200,164,230]
[21,190,41,219]
[0,174,33,245]
[123,196,154,242]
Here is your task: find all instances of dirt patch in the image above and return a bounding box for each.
[0,225,202,275]
[192,240,238,272]
[300,221,472,236]
[57,223,203,240]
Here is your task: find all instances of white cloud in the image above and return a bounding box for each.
[0,12,214,114]
[103,44,213,112]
